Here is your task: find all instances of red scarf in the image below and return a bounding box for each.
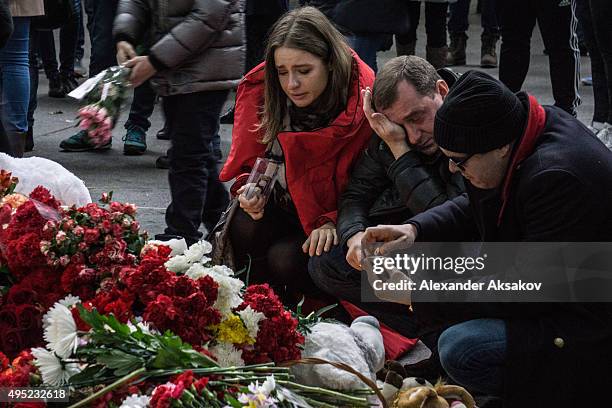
[497,94,547,226]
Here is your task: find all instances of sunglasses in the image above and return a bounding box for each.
[448,154,474,171]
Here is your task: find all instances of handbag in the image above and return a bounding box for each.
[332,0,412,35]
[207,198,239,271]
[31,0,77,30]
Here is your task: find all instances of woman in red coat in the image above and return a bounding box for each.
[219,6,374,302]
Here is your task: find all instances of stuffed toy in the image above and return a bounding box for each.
[381,360,475,408]
[291,316,385,390]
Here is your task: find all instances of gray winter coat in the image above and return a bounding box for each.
[113,0,245,96]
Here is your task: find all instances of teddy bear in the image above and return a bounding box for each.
[290,315,385,390]
[381,361,475,408]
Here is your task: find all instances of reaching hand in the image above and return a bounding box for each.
[237,184,266,220]
[361,87,410,158]
[346,231,365,270]
[116,41,137,65]
[125,56,156,88]
[302,222,339,257]
[361,224,417,256]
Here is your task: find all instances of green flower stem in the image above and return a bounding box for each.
[277,380,370,405]
[67,367,146,408]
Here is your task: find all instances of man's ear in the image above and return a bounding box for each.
[437,80,449,100]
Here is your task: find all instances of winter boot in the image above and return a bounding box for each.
[7,131,26,158]
[480,34,499,68]
[426,46,448,69]
[396,40,416,57]
[446,33,467,66]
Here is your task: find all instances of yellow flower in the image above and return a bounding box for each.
[216,315,254,345]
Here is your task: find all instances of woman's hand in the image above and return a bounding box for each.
[302,222,338,256]
[237,184,266,220]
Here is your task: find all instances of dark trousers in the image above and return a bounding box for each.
[246,14,281,73]
[229,200,318,303]
[88,0,118,77]
[37,0,80,77]
[498,0,581,116]
[125,80,157,132]
[163,90,229,245]
[308,245,419,338]
[575,0,612,124]
[396,2,448,48]
[448,0,500,36]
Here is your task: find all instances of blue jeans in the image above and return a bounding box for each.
[448,0,500,36]
[438,318,507,396]
[0,18,30,133]
[347,34,390,73]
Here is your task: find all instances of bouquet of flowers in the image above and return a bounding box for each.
[69,66,131,147]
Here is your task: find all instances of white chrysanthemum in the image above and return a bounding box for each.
[58,295,81,308]
[119,394,151,408]
[209,342,245,368]
[184,263,211,280]
[212,274,244,318]
[238,306,265,339]
[32,347,81,386]
[127,320,157,335]
[183,240,213,262]
[164,254,189,273]
[211,264,235,277]
[43,302,78,358]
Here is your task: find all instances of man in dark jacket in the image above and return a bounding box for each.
[113,0,245,245]
[363,70,612,407]
[309,56,464,341]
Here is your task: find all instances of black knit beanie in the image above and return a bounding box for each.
[434,70,527,154]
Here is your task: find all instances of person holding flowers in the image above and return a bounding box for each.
[219,7,374,302]
[112,0,245,246]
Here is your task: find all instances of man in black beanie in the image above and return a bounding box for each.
[362,70,612,407]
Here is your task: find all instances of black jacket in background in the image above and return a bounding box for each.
[409,99,612,407]
[337,135,464,247]
[0,0,12,48]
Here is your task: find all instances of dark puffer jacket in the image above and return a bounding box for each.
[113,0,245,96]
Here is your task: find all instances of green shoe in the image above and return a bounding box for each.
[60,130,111,152]
[123,125,147,156]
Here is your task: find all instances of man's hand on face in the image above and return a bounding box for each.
[346,231,365,270]
[362,87,411,159]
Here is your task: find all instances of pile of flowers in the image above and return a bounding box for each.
[71,66,131,147]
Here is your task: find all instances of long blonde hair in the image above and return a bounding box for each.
[258,6,353,144]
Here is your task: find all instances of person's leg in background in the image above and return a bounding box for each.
[588,0,612,147]
[58,0,81,93]
[498,0,536,93]
[446,0,469,66]
[75,0,87,77]
[346,34,391,73]
[160,90,229,246]
[0,17,31,157]
[38,30,65,98]
[423,2,449,69]
[574,0,607,132]
[26,29,40,152]
[438,319,507,397]
[480,0,500,68]
[88,0,117,77]
[395,1,421,57]
[535,0,581,116]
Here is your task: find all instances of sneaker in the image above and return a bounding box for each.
[596,125,612,150]
[122,126,147,155]
[156,124,169,140]
[155,155,170,169]
[60,130,111,152]
[60,72,79,94]
[581,76,593,86]
[74,59,87,78]
[220,107,235,124]
[48,74,66,98]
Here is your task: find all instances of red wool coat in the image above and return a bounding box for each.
[219,53,375,235]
